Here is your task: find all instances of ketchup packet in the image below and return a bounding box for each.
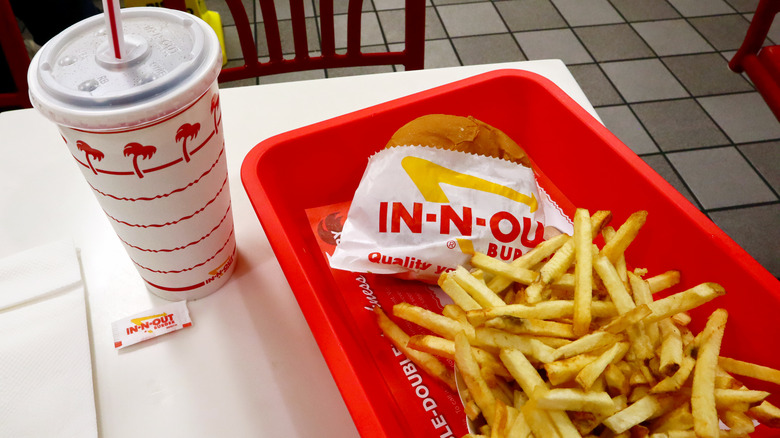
[111,301,192,349]
[328,145,573,282]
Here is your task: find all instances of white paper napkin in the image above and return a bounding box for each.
[0,240,98,438]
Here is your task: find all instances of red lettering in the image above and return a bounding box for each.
[440,205,472,236]
[490,211,521,243]
[487,242,498,257]
[379,202,388,233]
[391,202,422,233]
[499,244,513,261]
[521,217,545,248]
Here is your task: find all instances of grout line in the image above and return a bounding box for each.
[428,0,465,66]
[732,145,780,200]
[488,1,528,61]
[703,199,780,214]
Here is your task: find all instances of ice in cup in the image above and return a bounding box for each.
[27,7,235,300]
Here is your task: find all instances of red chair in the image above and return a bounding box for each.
[729,0,780,121]
[163,0,426,82]
[0,0,32,108]
[1,0,424,110]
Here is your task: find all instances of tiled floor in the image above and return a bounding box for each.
[211,0,780,277]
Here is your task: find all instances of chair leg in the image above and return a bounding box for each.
[744,56,780,121]
[0,0,32,108]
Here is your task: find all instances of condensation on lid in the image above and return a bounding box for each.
[27,8,221,130]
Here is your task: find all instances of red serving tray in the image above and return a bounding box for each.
[241,70,780,437]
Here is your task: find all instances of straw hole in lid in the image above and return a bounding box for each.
[40,62,52,72]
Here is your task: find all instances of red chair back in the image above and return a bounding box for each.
[163,0,425,82]
[729,0,780,121]
[0,0,32,108]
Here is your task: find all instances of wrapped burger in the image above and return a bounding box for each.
[328,114,573,282]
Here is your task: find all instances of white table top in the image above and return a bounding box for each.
[0,60,597,438]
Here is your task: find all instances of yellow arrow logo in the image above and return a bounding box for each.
[131,313,167,325]
[209,256,231,276]
[401,156,538,212]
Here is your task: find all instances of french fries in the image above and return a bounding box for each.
[374,208,779,437]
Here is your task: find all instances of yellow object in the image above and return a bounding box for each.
[123,0,228,66]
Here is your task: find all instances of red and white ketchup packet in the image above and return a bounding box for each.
[111,300,192,349]
[329,145,573,282]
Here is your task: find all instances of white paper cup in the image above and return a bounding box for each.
[28,8,235,300]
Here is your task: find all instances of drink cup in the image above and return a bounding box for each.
[27,7,236,300]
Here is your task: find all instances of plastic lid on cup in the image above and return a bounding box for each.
[27,7,221,131]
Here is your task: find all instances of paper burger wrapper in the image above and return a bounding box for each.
[328,145,572,282]
[60,83,236,300]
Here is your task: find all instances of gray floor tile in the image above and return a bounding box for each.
[311,0,374,15]
[725,0,759,13]
[689,15,752,51]
[666,146,777,209]
[436,3,508,37]
[574,24,655,62]
[222,25,246,61]
[631,99,730,151]
[256,18,321,56]
[452,34,526,65]
[601,59,689,102]
[256,0,316,21]
[379,8,446,43]
[767,13,780,44]
[549,0,624,27]
[665,0,736,17]
[596,105,659,155]
[424,7,449,40]
[662,53,754,96]
[608,0,681,21]
[698,93,780,144]
[709,204,780,277]
[378,10,405,44]
[632,20,715,56]
[494,0,567,32]
[641,154,701,208]
[568,64,624,106]
[373,0,405,10]
[513,29,593,64]
[332,13,385,48]
[422,38,461,69]
[738,141,780,193]
[210,0,255,26]
[432,0,486,5]
[425,7,449,40]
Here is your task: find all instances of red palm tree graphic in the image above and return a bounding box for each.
[175,123,200,162]
[123,142,157,178]
[76,140,104,175]
[210,94,220,134]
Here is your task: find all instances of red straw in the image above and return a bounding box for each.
[103,0,125,59]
